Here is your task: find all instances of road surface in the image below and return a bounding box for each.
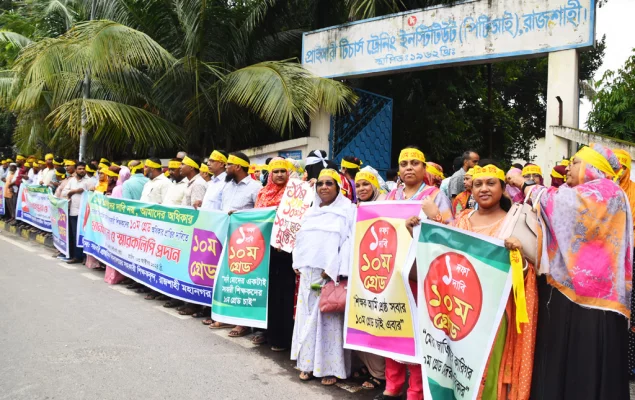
[0,231,374,400]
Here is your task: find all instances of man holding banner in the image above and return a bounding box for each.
[62,161,93,264]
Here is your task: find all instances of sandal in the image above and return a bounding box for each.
[228,326,250,337]
[144,292,160,300]
[251,332,267,345]
[178,306,198,315]
[192,308,209,318]
[299,371,314,382]
[202,318,214,326]
[362,377,386,390]
[352,366,370,381]
[271,346,287,352]
[321,376,337,386]
[163,299,183,308]
[208,321,232,329]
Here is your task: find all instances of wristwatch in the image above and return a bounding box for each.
[521,179,537,192]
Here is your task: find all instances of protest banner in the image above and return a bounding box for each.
[76,191,89,248]
[212,208,276,329]
[0,181,4,215]
[82,193,230,305]
[271,179,314,253]
[416,220,512,400]
[48,192,69,257]
[15,184,53,231]
[344,201,423,363]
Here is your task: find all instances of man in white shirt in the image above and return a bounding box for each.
[220,152,262,213]
[197,150,228,211]
[180,155,207,207]
[216,151,263,336]
[162,159,189,206]
[39,154,56,186]
[140,158,171,204]
[62,161,93,264]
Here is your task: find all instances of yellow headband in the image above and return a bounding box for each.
[258,164,270,172]
[16,155,25,161]
[472,165,505,181]
[318,168,342,186]
[98,163,109,170]
[200,164,210,174]
[55,171,66,178]
[521,165,542,177]
[25,162,32,168]
[355,170,379,189]
[100,158,109,164]
[129,163,143,173]
[64,160,76,166]
[168,161,182,169]
[613,149,631,169]
[100,168,119,178]
[551,168,565,179]
[559,159,570,167]
[6,158,13,163]
[85,165,96,173]
[575,146,617,179]
[38,160,45,166]
[399,148,426,164]
[182,156,200,169]
[248,165,256,173]
[45,154,54,161]
[53,159,63,166]
[427,164,445,179]
[268,159,291,171]
[227,154,250,168]
[466,168,475,176]
[145,159,162,169]
[111,162,119,168]
[341,159,361,170]
[209,150,227,163]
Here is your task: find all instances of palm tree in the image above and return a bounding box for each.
[0,0,357,157]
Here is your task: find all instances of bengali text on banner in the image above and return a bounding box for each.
[82,192,230,305]
[48,192,69,257]
[212,208,277,329]
[15,184,53,231]
[271,179,314,253]
[416,220,512,400]
[344,201,423,363]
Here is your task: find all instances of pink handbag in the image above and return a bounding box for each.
[319,279,348,313]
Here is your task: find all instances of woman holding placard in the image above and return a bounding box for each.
[291,168,354,386]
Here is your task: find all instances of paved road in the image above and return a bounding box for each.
[0,232,374,400]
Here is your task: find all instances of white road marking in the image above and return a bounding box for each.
[154,306,190,320]
[57,263,78,270]
[0,235,36,253]
[109,285,137,296]
[80,272,101,280]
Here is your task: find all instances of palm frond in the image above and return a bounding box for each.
[48,98,183,152]
[219,61,356,135]
[44,0,78,31]
[0,31,34,50]
[345,0,404,19]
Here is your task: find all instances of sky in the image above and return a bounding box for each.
[579,0,635,129]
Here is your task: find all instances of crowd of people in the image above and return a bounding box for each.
[1,144,634,399]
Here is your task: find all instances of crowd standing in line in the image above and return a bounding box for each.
[1,143,634,400]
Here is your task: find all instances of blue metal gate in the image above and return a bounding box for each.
[329,89,393,177]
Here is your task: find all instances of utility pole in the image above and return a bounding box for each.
[78,0,96,161]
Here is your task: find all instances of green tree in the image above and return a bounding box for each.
[587,50,635,141]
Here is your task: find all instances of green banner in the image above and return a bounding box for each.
[212,207,276,329]
[416,220,512,400]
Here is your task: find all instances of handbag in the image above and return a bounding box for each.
[319,278,348,313]
[499,189,545,267]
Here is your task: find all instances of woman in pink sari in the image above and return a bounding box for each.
[104,166,131,284]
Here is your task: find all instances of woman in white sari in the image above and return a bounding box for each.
[291,168,354,386]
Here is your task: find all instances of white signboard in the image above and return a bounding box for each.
[302,0,595,78]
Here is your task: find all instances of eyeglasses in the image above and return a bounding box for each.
[316,181,335,187]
